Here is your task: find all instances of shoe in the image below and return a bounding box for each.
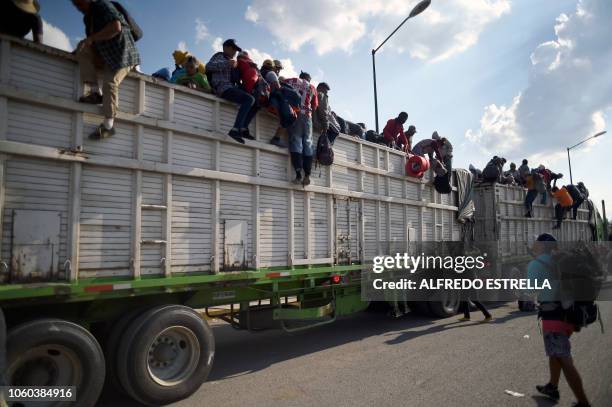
[302,175,311,187]
[293,173,302,185]
[525,212,532,218]
[482,316,493,322]
[536,383,560,401]
[552,225,560,230]
[228,129,245,144]
[458,317,470,322]
[79,92,103,105]
[571,402,591,407]
[270,136,288,148]
[240,128,255,140]
[89,124,115,140]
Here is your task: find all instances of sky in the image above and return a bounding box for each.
[36,0,612,219]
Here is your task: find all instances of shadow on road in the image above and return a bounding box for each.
[98,303,531,406]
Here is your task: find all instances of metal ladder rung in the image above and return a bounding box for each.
[141,240,167,245]
[141,204,167,210]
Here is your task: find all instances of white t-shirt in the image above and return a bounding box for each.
[264,71,280,88]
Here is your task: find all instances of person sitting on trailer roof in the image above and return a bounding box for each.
[482,156,506,183]
[577,181,589,199]
[518,159,530,186]
[1,0,42,44]
[505,162,521,184]
[551,186,574,229]
[207,39,259,144]
[72,0,141,140]
[403,125,417,153]
[171,56,211,93]
[382,112,409,151]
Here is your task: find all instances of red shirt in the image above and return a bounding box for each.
[383,119,408,151]
[237,57,259,94]
[284,78,318,116]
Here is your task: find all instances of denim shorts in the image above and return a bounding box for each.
[543,331,571,358]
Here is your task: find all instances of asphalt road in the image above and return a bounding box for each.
[97,299,612,407]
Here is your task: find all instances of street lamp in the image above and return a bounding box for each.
[372,0,431,133]
[567,130,606,184]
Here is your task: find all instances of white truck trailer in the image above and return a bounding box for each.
[0,36,464,406]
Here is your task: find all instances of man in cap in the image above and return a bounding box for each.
[207,39,259,144]
[0,0,43,43]
[72,0,141,140]
[529,233,591,407]
[284,71,319,186]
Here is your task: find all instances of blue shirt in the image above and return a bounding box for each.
[527,253,559,302]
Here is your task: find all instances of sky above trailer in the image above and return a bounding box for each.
[37,0,612,217]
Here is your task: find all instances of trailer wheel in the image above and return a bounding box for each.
[117,305,215,406]
[6,319,105,407]
[427,292,460,318]
[103,307,148,394]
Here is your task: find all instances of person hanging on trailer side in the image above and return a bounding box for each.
[284,72,319,187]
[72,0,141,140]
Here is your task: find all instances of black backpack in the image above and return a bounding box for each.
[111,1,143,42]
[538,244,604,332]
[316,133,334,167]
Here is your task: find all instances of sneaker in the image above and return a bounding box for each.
[458,317,470,322]
[270,136,288,148]
[571,402,591,407]
[536,383,560,401]
[79,92,103,105]
[302,175,311,187]
[525,212,532,218]
[552,225,560,230]
[228,129,245,144]
[89,124,115,140]
[240,128,255,140]
[482,316,494,322]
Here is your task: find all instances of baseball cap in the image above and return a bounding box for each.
[223,39,242,52]
[273,59,283,69]
[536,233,557,242]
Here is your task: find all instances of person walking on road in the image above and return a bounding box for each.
[528,233,591,407]
[458,300,493,322]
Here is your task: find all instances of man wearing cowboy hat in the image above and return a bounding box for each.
[0,0,43,44]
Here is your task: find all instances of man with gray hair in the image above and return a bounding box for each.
[72,0,141,140]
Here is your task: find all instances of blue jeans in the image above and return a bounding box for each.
[221,87,259,130]
[289,113,313,156]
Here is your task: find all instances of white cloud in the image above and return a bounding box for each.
[26,19,72,51]
[211,37,223,53]
[465,94,522,155]
[244,0,510,61]
[177,41,188,52]
[244,48,298,79]
[467,0,612,206]
[195,18,209,44]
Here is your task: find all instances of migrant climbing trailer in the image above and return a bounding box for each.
[472,183,597,282]
[0,36,463,406]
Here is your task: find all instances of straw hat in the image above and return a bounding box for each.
[12,0,40,14]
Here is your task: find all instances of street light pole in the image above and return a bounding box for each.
[566,130,607,185]
[372,0,431,134]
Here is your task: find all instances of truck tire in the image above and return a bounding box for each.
[103,307,148,394]
[6,319,105,407]
[117,305,215,406]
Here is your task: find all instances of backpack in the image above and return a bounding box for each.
[252,78,271,107]
[316,132,334,167]
[111,1,143,42]
[538,244,604,332]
